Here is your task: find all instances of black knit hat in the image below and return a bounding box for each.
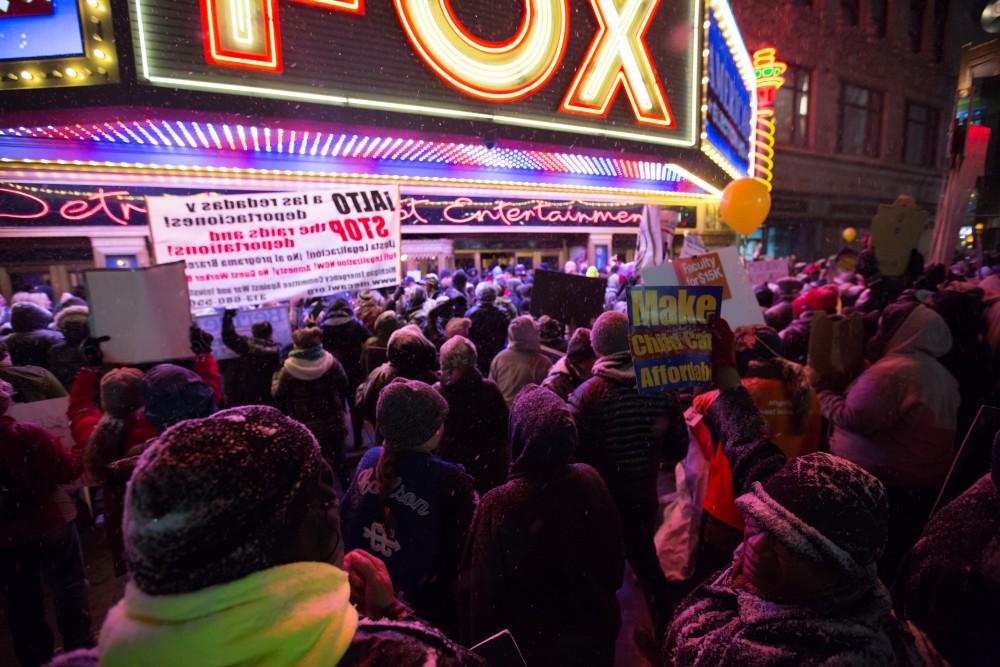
[376,378,449,451]
[124,406,322,594]
[510,384,577,476]
[565,327,595,363]
[591,311,629,356]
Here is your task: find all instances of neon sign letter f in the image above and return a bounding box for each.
[561,0,674,127]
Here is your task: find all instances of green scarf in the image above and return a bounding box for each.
[99,562,358,667]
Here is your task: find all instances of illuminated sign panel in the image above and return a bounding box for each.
[0,0,118,89]
[131,0,700,149]
[699,0,755,179]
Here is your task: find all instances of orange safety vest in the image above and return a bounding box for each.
[693,377,822,530]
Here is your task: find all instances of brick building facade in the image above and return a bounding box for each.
[729,0,968,258]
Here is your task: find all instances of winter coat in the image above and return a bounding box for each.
[221,316,281,407]
[819,305,959,488]
[663,387,921,667]
[488,346,552,407]
[0,364,67,403]
[355,327,438,424]
[571,351,687,515]
[271,350,350,455]
[342,448,477,630]
[541,356,589,401]
[67,366,158,463]
[47,341,87,390]
[322,310,372,391]
[460,464,623,665]
[898,474,1000,666]
[0,415,80,548]
[467,303,509,374]
[434,372,510,495]
[2,302,63,368]
[355,300,384,333]
[56,561,482,667]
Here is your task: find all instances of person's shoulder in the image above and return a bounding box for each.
[344,619,485,666]
[358,447,382,469]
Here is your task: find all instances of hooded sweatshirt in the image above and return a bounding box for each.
[459,385,624,666]
[818,305,959,487]
[488,327,552,407]
[355,326,439,424]
[2,302,64,367]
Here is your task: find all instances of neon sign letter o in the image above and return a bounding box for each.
[394,0,569,102]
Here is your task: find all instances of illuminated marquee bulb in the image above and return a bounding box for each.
[752,47,785,191]
[393,0,569,101]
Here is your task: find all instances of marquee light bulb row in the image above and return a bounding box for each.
[0,118,696,185]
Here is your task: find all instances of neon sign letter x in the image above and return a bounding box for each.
[561,0,674,127]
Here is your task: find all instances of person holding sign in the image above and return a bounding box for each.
[571,311,688,635]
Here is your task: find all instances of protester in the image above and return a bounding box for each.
[0,379,94,667]
[489,316,552,407]
[896,430,1000,666]
[47,305,90,390]
[272,327,351,480]
[2,302,63,369]
[361,309,405,376]
[321,297,372,398]
[354,289,384,332]
[663,319,922,666]
[541,327,596,401]
[444,316,472,341]
[51,406,484,667]
[434,336,510,495]
[342,379,477,631]
[0,339,67,403]
[220,308,281,407]
[571,311,687,632]
[355,325,438,426]
[812,302,959,577]
[460,384,624,666]
[466,283,509,374]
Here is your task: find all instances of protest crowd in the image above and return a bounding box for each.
[2,240,1000,667]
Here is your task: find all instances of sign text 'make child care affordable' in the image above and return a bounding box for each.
[627,285,722,393]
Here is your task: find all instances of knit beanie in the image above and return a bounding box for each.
[373,310,405,343]
[537,315,562,343]
[565,327,595,363]
[510,384,577,476]
[53,305,89,332]
[376,378,448,451]
[0,379,12,416]
[476,282,498,303]
[387,325,437,374]
[444,317,471,339]
[100,367,146,418]
[508,315,540,351]
[734,325,782,371]
[738,452,888,574]
[440,335,477,370]
[124,406,323,595]
[292,327,323,350]
[143,364,216,431]
[803,284,840,315]
[591,311,630,356]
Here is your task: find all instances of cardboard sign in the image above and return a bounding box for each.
[680,232,707,258]
[807,312,865,392]
[8,397,73,452]
[871,197,928,276]
[746,259,789,286]
[643,247,764,328]
[146,187,402,309]
[674,253,732,299]
[627,286,722,393]
[194,306,293,361]
[530,270,605,326]
[85,262,194,365]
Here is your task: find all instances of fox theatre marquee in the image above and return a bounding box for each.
[0,0,756,285]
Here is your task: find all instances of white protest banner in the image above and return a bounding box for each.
[8,397,73,452]
[680,232,707,258]
[747,258,789,286]
[642,246,765,328]
[86,262,194,365]
[146,187,401,310]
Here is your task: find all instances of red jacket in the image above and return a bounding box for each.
[0,416,80,547]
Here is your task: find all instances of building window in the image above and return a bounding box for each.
[838,82,883,158]
[870,0,888,37]
[909,0,926,53]
[775,65,811,147]
[933,0,950,61]
[841,0,859,26]
[903,102,940,167]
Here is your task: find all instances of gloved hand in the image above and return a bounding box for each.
[190,324,214,355]
[79,336,110,366]
[223,308,238,320]
[708,315,740,391]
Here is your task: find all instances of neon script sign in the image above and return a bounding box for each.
[399,196,644,227]
[0,187,147,226]
[202,0,676,127]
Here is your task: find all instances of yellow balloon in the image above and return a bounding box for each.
[720,178,771,235]
[842,227,858,243]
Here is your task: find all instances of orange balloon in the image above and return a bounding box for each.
[720,178,771,235]
[842,227,858,243]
